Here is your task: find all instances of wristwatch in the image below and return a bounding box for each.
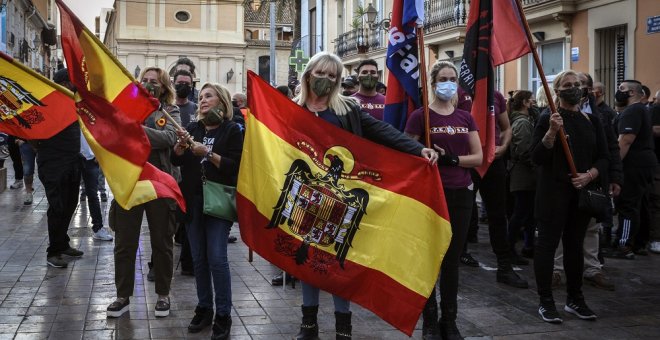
[205,149,213,161]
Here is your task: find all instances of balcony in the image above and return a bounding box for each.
[334,28,385,58]
[424,0,469,35]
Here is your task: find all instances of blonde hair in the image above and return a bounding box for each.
[139,66,175,105]
[552,69,579,107]
[294,51,357,116]
[535,86,549,108]
[429,60,459,106]
[196,83,234,121]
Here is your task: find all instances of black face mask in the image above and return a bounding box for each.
[558,87,582,105]
[615,90,631,103]
[175,83,192,98]
[231,100,238,108]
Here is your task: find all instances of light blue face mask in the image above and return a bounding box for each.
[435,81,458,101]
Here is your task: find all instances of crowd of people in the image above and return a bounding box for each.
[2,52,659,340]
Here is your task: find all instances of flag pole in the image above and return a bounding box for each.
[417,27,431,148]
[513,0,577,177]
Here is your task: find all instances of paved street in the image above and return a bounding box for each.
[1,167,660,339]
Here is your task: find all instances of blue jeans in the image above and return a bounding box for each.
[81,159,103,232]
[19,143,36,177]
[301,282,350,313]
[187,195,232,315]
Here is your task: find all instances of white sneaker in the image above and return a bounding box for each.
[10,180,23,189]
[23,191,33,205]
[93,228,113,241]
[649,241,660,254]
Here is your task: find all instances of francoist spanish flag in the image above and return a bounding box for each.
[0,52,77,139]
[57,0,185,212]
[238,71,451,335]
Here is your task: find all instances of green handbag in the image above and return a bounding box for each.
[202,179,237,221]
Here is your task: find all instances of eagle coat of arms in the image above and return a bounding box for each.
[267,144,375,270]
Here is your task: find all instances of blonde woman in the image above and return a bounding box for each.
[292,51,438,340]
[172,83,243,340]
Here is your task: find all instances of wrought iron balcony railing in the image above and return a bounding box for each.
[334,28,385,58]
[424,0,469,34]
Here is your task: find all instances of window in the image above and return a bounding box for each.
[258,55,270,83]
[174,10,191,23]
[529,41,564,95]
[595,25,627,107]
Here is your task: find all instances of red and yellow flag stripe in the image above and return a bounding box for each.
[238,72,451,335]
[0,52,77,139]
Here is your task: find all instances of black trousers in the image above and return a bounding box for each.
[466,159,512,267]
[508,190,536,251]
[534,186,590,301]
[424,188,473,317]
[616,166,654,248]
[38,161,81,256]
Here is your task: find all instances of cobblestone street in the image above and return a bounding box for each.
[1,171,660,339]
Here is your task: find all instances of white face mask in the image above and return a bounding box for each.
[435,81,457,101]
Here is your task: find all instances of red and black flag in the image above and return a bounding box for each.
[459,0,531,175]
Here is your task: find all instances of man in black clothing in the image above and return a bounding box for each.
[607,80,657,259]
[39,68,85,268]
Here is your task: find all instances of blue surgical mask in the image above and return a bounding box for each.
[435,81,457,101]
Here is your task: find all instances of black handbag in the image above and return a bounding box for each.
[578,186,609,219]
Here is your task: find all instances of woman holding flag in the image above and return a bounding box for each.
[531,70,608,323]
[172,83,243,340]
[405,61,483,340]
[292,51,439,340]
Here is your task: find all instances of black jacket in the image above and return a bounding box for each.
[171,120,244,217]
[532,109,609,220]
[336,104,424,156]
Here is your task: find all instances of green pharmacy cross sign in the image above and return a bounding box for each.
[289,50,309,73]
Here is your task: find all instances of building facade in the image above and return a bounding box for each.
[306,0,659,106]
[2,0,58,78]
[103,0,293,94]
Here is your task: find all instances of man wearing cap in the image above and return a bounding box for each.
[38,68,85,268]
[351,59,386,121]
[341,76,358,96]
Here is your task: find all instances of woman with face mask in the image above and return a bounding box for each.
[506,90,536,263]
[292,51,439,340]
[404,61,482,340]
[531,70,609,324]
[171,83,243,340]
[106,66,181,320]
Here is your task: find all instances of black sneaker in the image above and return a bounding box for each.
[155,296,170,317]
[602,246,635,260]
[46,255,68,268]
[60,247,84,257]
[227,235,237,244]
[188,306,213,333]
[511,253,529,265]
[147,266,155,282]
[211,314,232,340]
[564,298,597,320]
[100,192,108,202]
[459,253,479,267]
[107,298,130,318]
[538,303,562,324]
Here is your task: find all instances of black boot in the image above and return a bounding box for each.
[422,291,441,340]
[211,314,231,340]
[187,306,213,333]
[335,311,352,340]
[439,303,464,340]
[296,305,319,340]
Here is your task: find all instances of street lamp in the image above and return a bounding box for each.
[226,68,234,83]
[364,3,391,31]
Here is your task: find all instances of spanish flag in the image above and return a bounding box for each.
[57,0,185,212]
[0,52,77,139]
[238,72,451,335]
